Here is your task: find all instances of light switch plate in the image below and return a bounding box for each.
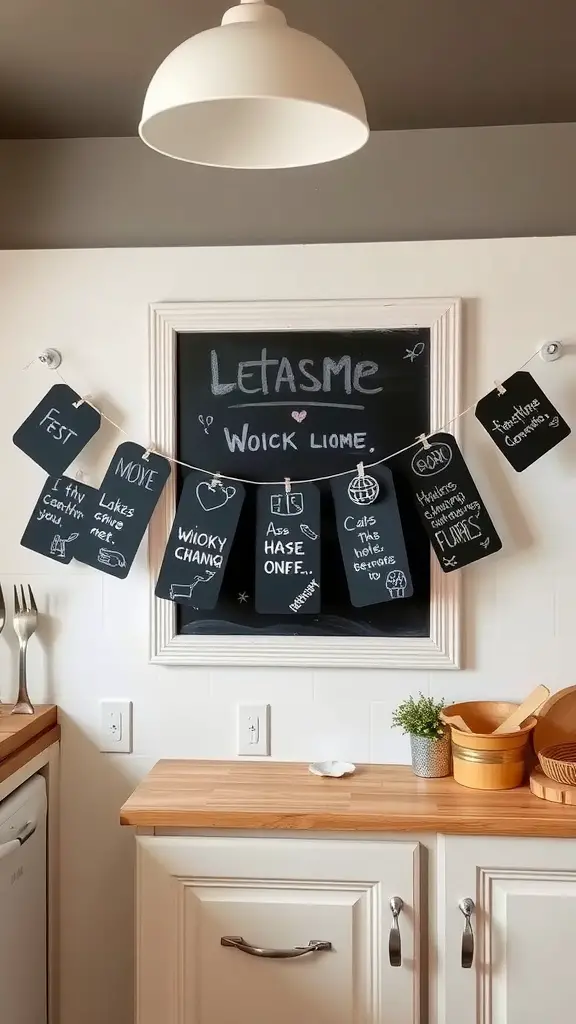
[100,699,133,753]
[237,704,270,756]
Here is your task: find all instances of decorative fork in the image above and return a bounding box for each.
[0,583,4,704]
[11,584,37,715]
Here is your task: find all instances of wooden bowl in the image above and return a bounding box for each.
[538,742,576,786]
[443,701,537,790]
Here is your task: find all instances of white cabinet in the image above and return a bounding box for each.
[136,835,420,1024]
[438,835,576,1024]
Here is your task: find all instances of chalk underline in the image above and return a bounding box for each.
[227,401,365,411]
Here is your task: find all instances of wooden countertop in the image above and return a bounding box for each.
[120,758,576,838]
[0,704,59,784]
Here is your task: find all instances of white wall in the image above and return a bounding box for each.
[0,237,574,1024]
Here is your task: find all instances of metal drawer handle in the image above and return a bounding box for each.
[459,898,475,969]
[221,936,332,959]
[0,821,36,862]
[389,896,404,967]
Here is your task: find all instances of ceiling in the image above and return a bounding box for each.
[1,0,575,139]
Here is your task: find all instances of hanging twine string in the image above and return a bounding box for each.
[32,349,543,486]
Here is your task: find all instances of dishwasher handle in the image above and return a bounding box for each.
[0,821,36,861]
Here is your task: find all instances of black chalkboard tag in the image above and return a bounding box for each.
[155,471,245,608]
[75,442,171,578]
[475,371,571,472]
[331,466,413,607]
[255,483,321,614]
[21,475,99,564]
[404,432,502,572]
[13,384,101,475]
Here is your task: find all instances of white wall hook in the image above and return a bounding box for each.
[539,341,563,362]
[38,348,62,370]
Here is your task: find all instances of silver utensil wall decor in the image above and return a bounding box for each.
[11,584,38,715]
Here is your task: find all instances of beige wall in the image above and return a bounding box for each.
[0,123,575,248]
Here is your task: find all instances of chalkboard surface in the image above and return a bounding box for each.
[475,371,571,471]
[21,475,99,564]
[255,484,321,614]
[156,471,245,608]
[331,466,413,607]
[403,432,502,572]
[75,442,171,578]
[13,384,101,476]
[176,328,431,637]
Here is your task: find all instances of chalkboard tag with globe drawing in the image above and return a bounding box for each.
[474,371,571,471]
[255,483,321,614]
[403,432,502,572]
[21,475,99,564]
[74,442,171,578]
[155,470,245,609]
[330,465,413,607]
[13,384,101,476]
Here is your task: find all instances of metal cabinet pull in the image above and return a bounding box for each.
[388,896,404,967]
[459,898,475,969]
[221,936,332,959]
[0,821,36,862]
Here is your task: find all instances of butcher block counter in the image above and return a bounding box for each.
[120,757,576,837]
[0,704,59,784]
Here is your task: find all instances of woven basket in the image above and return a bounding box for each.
[538,742,576,785]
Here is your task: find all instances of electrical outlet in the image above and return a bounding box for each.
[237,704,270,756]
[100,700,133,753]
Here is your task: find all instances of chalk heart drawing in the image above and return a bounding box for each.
[291,410,307,423]
[196,481,236,512]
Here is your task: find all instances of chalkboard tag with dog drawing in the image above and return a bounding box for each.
[21,475,99,564]
[155,470,245,608]
[403,432,502,571]
[75,442,171,578]
[13,384,101,476]
[255,483,321,614]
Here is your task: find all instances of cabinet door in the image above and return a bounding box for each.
[137,835,420,1024]
[437,835,576,1024]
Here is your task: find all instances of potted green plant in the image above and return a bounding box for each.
[392,694,451,778]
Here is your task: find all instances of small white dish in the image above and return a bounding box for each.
[309,760,356,778]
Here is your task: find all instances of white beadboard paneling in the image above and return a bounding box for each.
[271,700,371,763]
[210,667,314,703]
[370,700,414,765]
[0,238,575,1024]
[313,668,429,703]
[133,698,236,759]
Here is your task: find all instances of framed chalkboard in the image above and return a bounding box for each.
[148,298,461,668]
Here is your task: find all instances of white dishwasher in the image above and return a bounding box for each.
[0,774,47,1024]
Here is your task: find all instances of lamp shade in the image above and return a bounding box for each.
[139,0,369,169]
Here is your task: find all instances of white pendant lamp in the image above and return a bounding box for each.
[139,0,369,170]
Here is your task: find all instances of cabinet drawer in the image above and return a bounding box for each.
[137,835,420,1024]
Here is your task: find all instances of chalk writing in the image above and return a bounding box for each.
[255,484,321,614]
[210,348,382,397]
[38,407,78,445]
[475,372,570,472]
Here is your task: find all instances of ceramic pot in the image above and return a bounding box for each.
[410,732,451,778]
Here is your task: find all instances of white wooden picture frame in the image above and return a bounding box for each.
[148,297,461,668]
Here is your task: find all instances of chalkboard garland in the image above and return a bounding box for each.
[13,383,101,476]
[12,341,572,617]
[156,471,245,608]
[475,371,571,471]
[21,475,99,564]
[403,433,502,572]
[331,466,413,607]
[255,483,321,614]
[74,442,171,578]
